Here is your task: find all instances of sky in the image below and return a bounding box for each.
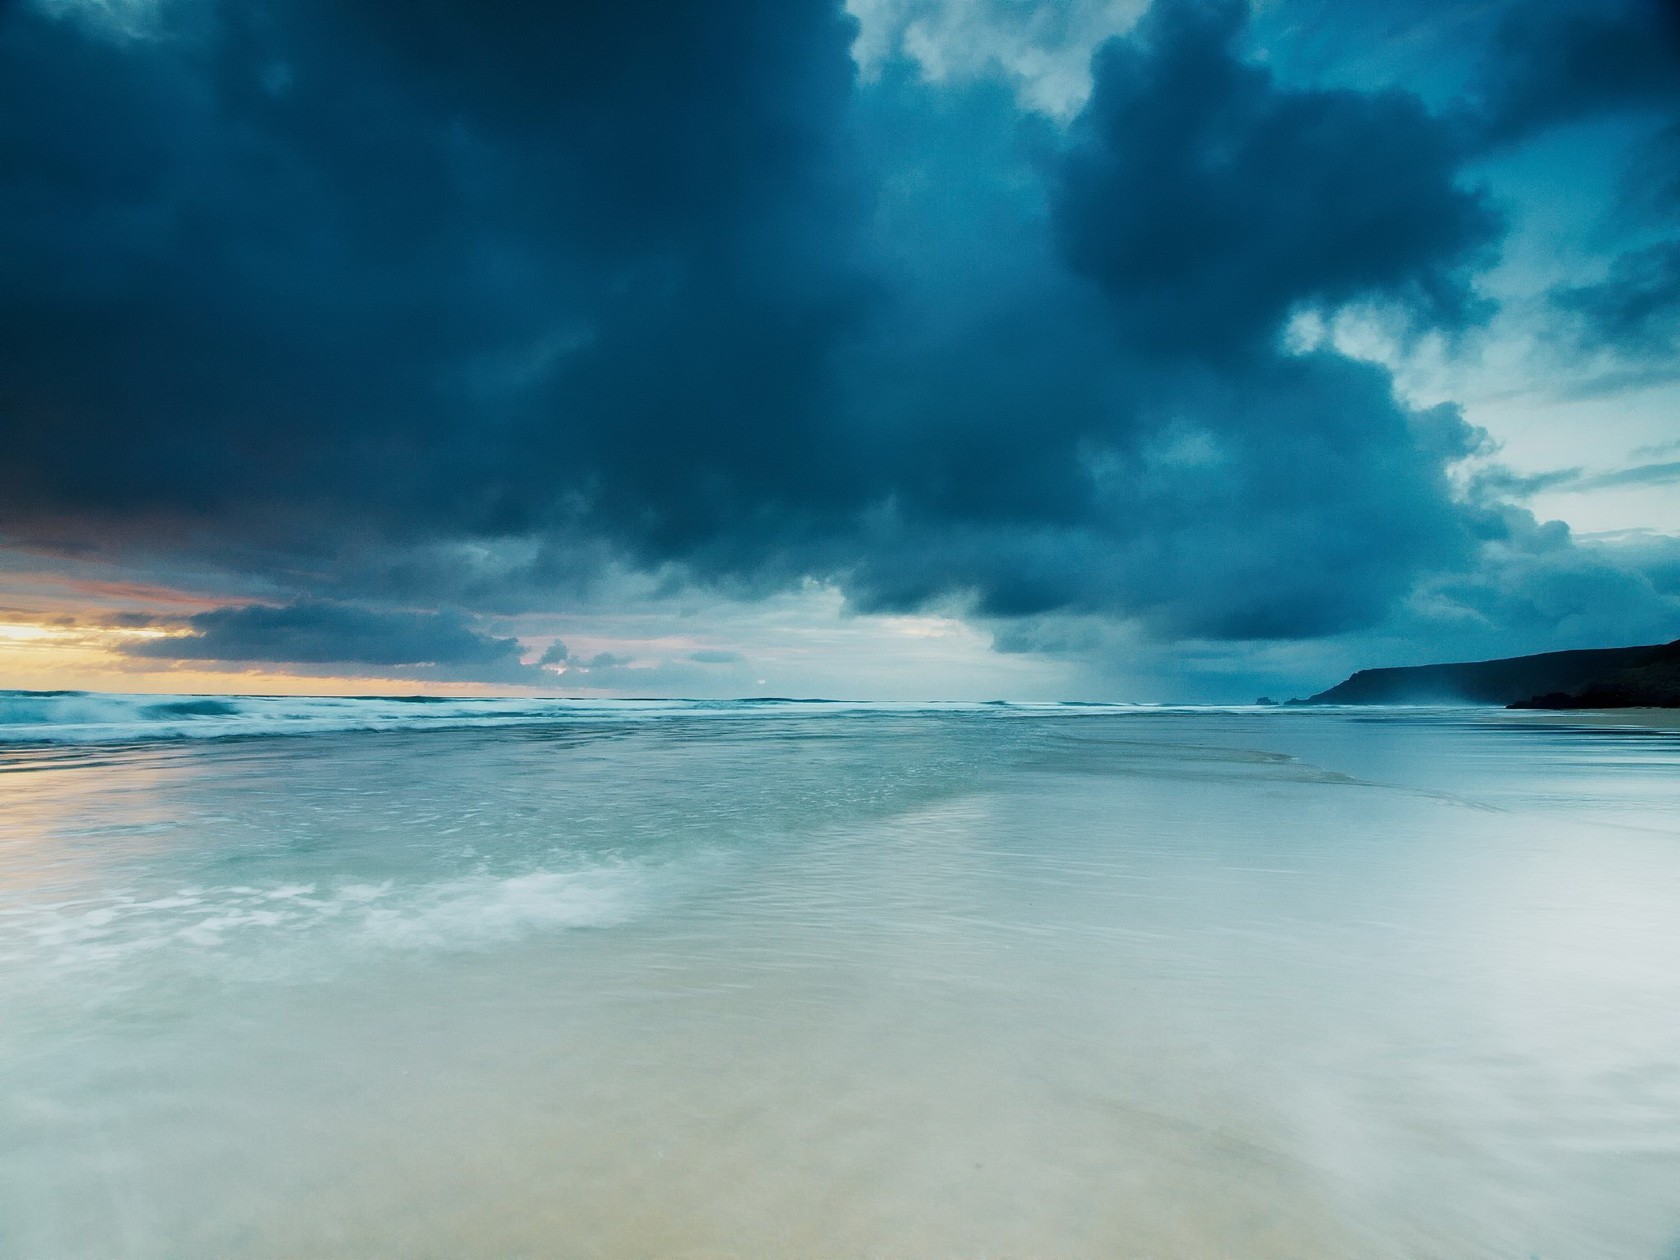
[0,0,1677,701]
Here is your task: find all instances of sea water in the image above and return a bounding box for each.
[2,698,1678,1258]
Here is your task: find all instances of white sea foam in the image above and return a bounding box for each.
[0,690,1166,747]
[0,865,647,978]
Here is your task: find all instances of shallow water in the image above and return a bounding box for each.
[2,704,1678,1258]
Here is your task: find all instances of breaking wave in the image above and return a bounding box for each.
[0,690,1159,747]
[0,864,656,983]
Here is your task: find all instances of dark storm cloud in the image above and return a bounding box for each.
[1411,522,1680,654]
[829,1,1497,636]
[1055,0,1498,359]
[1478,0,1680,144]
[838,350,1487,639]
[1477,0,1680,370]
[0,0,867,541]
[0,0,1670,677]
[126,600,526,667]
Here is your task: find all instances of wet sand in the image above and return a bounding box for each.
[1487,706,1680,731]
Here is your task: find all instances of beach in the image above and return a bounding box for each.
[3,701,1679,1258]
[1490,707,1680,732]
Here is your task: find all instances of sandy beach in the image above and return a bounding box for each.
[1486,707,1680,731]
[4,702,1679,1258]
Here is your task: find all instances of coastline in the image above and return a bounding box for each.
[1485,707,1680,731]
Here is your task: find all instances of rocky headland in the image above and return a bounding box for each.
[1305,640,1680,709]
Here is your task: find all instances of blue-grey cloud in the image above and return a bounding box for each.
[1562,461,1680,494]
[828,3,1497,636]
[0,0,866,543]
[0,0,1673,684]
[1477,1,1680,372]
[1478,0,1680,145]
[1554,240,1680,362]
[1467,458,1680,500]
[1056,0,1499,358]
[577,652,632,670]
[125,600,527,669]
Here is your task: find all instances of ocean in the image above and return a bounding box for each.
[2,696,1678,1258]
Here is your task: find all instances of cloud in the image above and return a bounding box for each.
[579,652,632,669]
[1055,0,1499,359]
[0,0,868,547]
[538,648,757,696]
[1553,240,1680,362]
[1469,457,1680,499]
[1409,525,1680,654]
[126,600,527,669]
[0,0,1673,689]
[849,0,1147,116]
[1477,0,1680,145]
[1560,461,1680,494]
[826,1,1499,638]
[688,649,746,664]
[1465,466,1584,501]
[1475,1,1680,376]
[835,353,1490,640]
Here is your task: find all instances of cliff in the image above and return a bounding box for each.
[1305,641,1680,706]
[1508,641,1680,709]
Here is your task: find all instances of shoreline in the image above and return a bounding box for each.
[1485,707,1680,731]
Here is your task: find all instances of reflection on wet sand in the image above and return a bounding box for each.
[2,707,1678,1257]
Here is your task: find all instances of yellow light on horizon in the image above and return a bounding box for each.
[0,622,72,642]
[0,616,536,698]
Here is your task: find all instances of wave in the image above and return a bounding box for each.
[0,864,655,984]
[0,690,1167,747]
